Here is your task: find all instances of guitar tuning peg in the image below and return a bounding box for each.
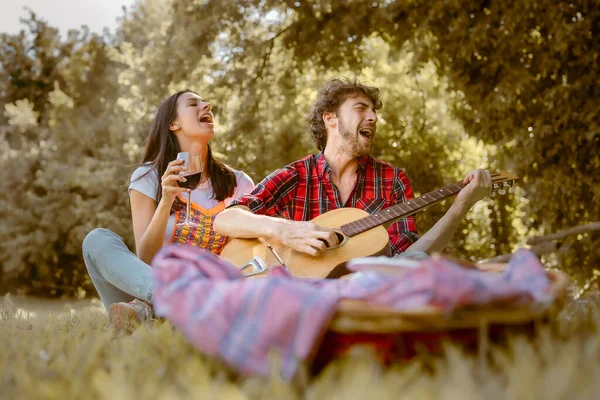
[490,191,496,197]
[508,186,515,193]
[498,188,507,195]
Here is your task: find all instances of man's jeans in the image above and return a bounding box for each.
[82,228,154,311]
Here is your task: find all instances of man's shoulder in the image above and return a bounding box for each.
[290,153,319,167]
[271,153,318,174]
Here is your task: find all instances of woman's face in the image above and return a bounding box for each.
[170,92,215,141]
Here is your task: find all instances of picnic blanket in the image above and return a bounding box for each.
[151,246,553,380]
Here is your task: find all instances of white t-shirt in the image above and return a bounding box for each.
[129,164,254,254]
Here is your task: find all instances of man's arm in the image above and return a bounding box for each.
[215,206,337,256]
[406,169,491,254]
[405,202,468,254]
[214,205,281,239]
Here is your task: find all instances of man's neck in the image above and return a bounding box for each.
[322,146,359,183]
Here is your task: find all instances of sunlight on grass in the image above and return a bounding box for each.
[2,295,600,399]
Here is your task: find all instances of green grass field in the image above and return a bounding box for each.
[2,294,600,399]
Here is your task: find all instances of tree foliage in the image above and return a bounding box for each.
[0,14,130,296]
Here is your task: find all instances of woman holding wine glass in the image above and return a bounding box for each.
[82,90,254,328]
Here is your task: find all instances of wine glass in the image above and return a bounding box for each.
[176,152,203,227]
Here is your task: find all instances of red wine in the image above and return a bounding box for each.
[178,172,202,190]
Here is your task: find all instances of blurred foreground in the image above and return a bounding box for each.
[2,293,600,399]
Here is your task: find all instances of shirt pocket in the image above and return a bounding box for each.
[355,198,386,215]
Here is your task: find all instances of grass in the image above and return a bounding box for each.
[2,294,600,400]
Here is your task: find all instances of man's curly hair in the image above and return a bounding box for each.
[307,79,382,151]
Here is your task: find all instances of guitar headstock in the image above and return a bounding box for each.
[490,171,519,197]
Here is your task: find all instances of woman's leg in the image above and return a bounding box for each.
[82,228,154,311]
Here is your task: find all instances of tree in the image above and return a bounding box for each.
[0,14,128,296]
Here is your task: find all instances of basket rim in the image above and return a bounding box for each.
[329,269,569,333]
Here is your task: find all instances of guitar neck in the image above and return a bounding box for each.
[340,180,466,237]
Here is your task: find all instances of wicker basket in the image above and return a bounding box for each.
[311,266,570,373]
[331,269,569,333]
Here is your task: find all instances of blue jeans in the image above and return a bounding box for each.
[82,228,154,311]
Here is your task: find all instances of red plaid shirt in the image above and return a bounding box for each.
[230,153,419,255]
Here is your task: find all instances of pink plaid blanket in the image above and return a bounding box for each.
[151,247,552,380]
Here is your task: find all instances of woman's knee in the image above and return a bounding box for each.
[82,228,123,258]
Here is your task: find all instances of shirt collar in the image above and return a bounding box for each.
[316,152,368,179]
[315,152,330,179]
[356,156,368,174]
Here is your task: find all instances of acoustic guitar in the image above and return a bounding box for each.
[220,171,519,279]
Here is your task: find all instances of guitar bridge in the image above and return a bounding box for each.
[240,257,268,277]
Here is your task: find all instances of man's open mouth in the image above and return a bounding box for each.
[359,128,373,139]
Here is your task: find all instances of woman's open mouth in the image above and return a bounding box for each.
[199,113,214,124]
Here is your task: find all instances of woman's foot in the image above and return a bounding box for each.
[108,299,153,328]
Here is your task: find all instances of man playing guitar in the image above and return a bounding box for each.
[214,79,491,260]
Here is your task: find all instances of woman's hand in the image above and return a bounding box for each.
[160,159,188,206]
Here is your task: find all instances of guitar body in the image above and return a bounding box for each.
[220,207,390,279]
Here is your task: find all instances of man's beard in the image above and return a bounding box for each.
[339,117,371,157]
